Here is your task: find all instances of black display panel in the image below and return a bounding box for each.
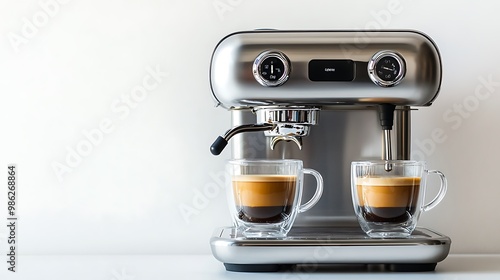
[308,60,355,82]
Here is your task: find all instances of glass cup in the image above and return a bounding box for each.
[226,159,323,238]
[351,160,447,238]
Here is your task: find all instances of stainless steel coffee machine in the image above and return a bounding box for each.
[208,30,450,272]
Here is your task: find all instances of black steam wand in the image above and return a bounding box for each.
[210,123,274,155]
[378,104,396,171]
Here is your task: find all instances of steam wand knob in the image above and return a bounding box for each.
[210,136,229,156]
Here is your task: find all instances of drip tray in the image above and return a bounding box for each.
[210,226,451,272]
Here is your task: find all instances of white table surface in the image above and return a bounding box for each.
[1,254,499,280]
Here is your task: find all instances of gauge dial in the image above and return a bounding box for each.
[253,51,290,87]
[368,51,406,87]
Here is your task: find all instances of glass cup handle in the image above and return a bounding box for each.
[422,170,448,212]
[298,168,324,213]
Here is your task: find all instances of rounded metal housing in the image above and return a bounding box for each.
[210,30,442,108]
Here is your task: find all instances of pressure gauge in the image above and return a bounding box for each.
[253,50,290,87]
[368,51,406,87]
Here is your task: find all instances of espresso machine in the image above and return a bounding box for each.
[208,30,450,272]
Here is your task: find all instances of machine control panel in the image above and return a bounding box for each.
[252,50,290,87]
[253,50,407,88]
[368,50,406,87]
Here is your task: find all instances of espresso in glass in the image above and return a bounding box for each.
[352,160,447,238]
[227,159,323,238]
[232,175,297,223]
[356,177,420,223]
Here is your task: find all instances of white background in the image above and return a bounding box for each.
[0,0,498,256]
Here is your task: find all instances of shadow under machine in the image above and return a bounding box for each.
[208,30,451,272]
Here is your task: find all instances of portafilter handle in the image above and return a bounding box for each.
[210,123,274,155]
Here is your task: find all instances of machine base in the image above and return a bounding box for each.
[223,263,437,272]
[211,226,451,273]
